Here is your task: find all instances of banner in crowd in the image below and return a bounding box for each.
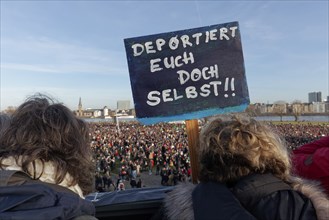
[124,21,249,125]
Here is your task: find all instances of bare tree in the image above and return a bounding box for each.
[291,100,302,121]
[272,101,287,122]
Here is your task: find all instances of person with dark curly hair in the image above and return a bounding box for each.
[0,94,97,220]
[163,114,329,220]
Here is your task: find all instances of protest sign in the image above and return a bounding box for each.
[124,21,249,125]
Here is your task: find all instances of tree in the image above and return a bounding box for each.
[291,100,302,122]
[272,101,287,122]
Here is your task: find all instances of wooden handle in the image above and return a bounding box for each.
[185,119,199,184]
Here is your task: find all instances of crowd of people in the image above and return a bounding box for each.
[272,122,329,149]
[90,121,191,192]
[0,94,328,220]
[89,119,329,192]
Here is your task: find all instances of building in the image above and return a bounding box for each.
[302,103,312,113]
[271,101,287,114]
[311,102,326,113]
[77,97,83,117]
[308,92,322,103]
[73,97,84,117]
[75,98,111,118]
[325,102,329,113]
[103,106,109,117]
[117,100,130,110]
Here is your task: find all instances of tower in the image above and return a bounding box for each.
[78,97,82,117]
[308,92,322,103]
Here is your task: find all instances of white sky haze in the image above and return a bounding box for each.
[1,1,328,111]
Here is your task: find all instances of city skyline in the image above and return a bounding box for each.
[74,93,328,112]
[1,1,328,111]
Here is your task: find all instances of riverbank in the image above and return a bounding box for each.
[268,121,329,125]
[85,114,329,123]
[254,115,329,123]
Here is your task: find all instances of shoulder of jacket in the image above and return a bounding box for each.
[163,182,195,220]
[232,173,291,202]
[291,176,329,220]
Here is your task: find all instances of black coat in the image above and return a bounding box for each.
[0,170,97,220]
[231,173,317,220]
[163,173,321,220]
[192,181,256,220]
[163,181,256,220]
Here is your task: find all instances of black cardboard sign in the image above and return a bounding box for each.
[124,21,249,125]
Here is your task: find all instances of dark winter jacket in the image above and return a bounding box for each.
[163,181,255,220]
[192,182,256,220]
[230,173,317,220]
[163,173,329,220]
[0,170,97,220]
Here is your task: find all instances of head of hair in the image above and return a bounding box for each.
[198,114,291,185]
[0,94,94,195]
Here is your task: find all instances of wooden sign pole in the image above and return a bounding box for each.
[185,119,199,184]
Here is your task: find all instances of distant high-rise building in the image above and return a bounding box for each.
[117,100,130,110]
[308,92,322,103]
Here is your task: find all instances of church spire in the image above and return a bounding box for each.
[78,97,82,116]
[78,97,82,109]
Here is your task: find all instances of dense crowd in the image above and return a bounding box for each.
[90,120,329,192]
[271,122,329,149]
[90,121,190,192]
[2,96,327,219]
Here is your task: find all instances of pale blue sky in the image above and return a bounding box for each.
[1,0,328,111]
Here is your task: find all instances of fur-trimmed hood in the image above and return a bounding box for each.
[291,176,329,220]
[163,177,329,220]
[163,182,195,220]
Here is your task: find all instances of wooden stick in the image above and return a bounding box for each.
[185,119,199,184]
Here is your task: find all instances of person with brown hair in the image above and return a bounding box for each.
[0,94,97,220]
[163,114,329,220]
